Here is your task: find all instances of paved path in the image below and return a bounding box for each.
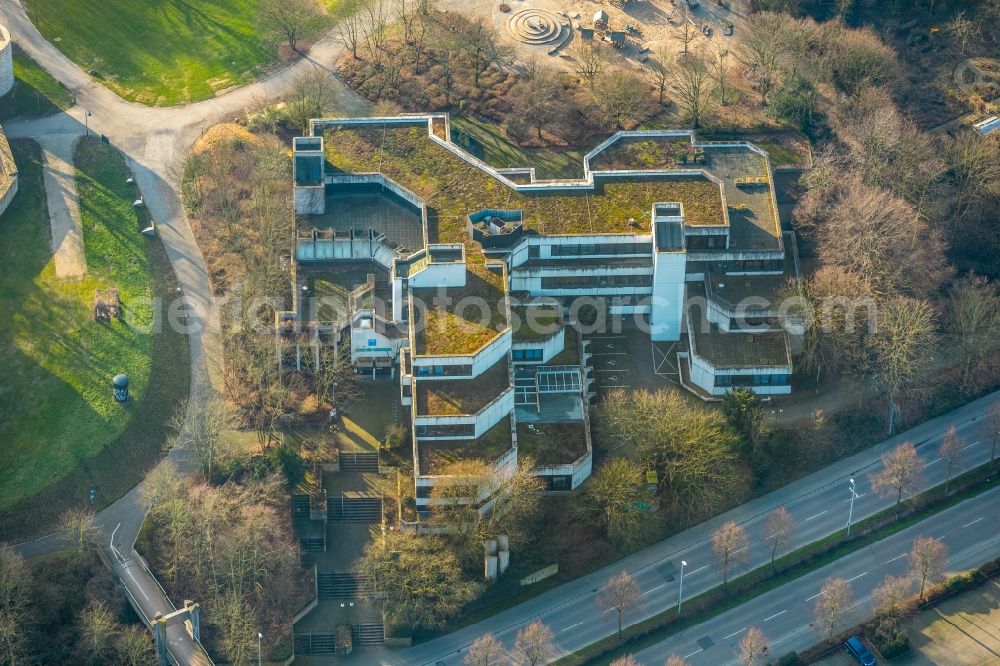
[358,389,1000,665]
[37,131,85,277]
[635,483,1000,665]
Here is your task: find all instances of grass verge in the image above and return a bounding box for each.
[449,116,591,180]
[0,137,188,539]
[556,465,1000,665]
[0,51,74,121]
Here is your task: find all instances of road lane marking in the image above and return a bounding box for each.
[847,571,869,583]
[684,649,703,659]
[923,458,941,468]
[805,510,829,521]
[724,627,748,640]
[763,609,788,622]
[844,493,866,503]
[885,553,907,564]
[806,592,821,601]
[560,622,582,633]
[963,517,985,528]
[688,565,708,575]
[642,584,665,596]
[963,440,981,451]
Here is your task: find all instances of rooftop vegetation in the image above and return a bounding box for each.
[323,125,726,242]
[516,420,589,466]
[416,360,511,416]
[549,326,581,366]
[589,137,693,171]
[412,263,508,356]
[512,304,563,342]
[419,418,513,475]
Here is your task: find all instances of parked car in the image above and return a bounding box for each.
[845,637,877,666]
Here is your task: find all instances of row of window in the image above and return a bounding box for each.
[512,348,544,361]
[714,374,790,388]
[415,424,475,437]
[415,364,472,377]
[540,274,653,289]
[540,242,651,257]
[686,235,727,250]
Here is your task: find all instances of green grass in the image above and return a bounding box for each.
[23,0,340,105]
[0,137,188,538]
[450,116,590,180]
[0,52,74,121]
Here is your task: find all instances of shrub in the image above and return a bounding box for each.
[775,651,802,666]
[878,634,911,660]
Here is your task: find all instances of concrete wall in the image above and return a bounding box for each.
[0,25,13,98]
[294,184,324,214]
[0,124,17,218]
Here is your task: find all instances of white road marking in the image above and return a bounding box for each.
[688,565,708,575]
[684,648,703,659]
[806,592,821,601]
[923,458,942,468]
[885,553,907,564]
[723,627,747,640]
[805,510,828,521]
[962,517,985,528]
[963,440,981,451]
[844,493,865,503]
[560,622,583,633]
[642,584,665,596]
[847,571,869,583]
[763,609,788,622]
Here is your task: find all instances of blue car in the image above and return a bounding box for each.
[845,636,876,666]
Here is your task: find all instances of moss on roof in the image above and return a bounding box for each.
[324,125,726,242]
[418,418,513,475]
[415,359,510,416]
[517,420,589,466]
[411,263,509,356]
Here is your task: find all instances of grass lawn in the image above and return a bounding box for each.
[0,137,188,538]
[22,0,341,105]
[450,116,591,180]
[0,51,74,121]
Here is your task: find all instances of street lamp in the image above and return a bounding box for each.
[257,632,262,666]
[678,560,687,615]
[846,478,860,537]
[84,109,92,137]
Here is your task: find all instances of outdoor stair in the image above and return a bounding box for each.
[339,451,380,473]
[328,492,382,523]
[318,572,373,600]
[291,494,310,519]
[294,632,335,655]
[299,536,325,553]
[352,623,385,646]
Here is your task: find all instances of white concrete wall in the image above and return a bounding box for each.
[411,329,512,377]
[408,261,466,288]
[413,387,515,434]
[688,353,792,397]
[512,327,565,364]
[350,320,406,362]
[0,25,13,99]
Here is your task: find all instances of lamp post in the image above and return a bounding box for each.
[84,109,92,137]
[678,560,687,615]
[257,632,262,666]
[846,478,860,537]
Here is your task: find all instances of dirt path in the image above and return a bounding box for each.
[37,132,85,278]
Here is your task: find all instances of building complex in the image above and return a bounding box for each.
[287,115,797,514]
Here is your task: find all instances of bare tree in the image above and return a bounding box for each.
[611,657,640,666]
[814,577,853,639]
[646,43,671,105]
[673,5,698,57]
[669,51,714,129]
[598,571,640,640]
[0,546,31,666]
[570,41,607,88]
[257,0,324,54]
[171,391,237,482]
[361,0,389,58]
[869,442,924,516]
[872,574,912,642]
[870,297,939,433]
[594,71,651,130]
[947,275,1000,391]
[733,13,788,105]
[584,458,645,547]
[665,657,690,666]
[712,521,749,593]
[763,507,794,573]
[285,68,340,134]
[989,403,1000,473]
[465,633,504,666]
[61,508,99,553]
[938,426,964,494]
[116,625,157,666]
[79,599,119,663]
[335,14,363,59]
[947,11,981,54]
[909,535,948,600]
[461,19,515,87]
[710,50,733,106]
[738,626,769,666]
[511,68,565,139]
[515,620,555,666]
[947,134,1000,227]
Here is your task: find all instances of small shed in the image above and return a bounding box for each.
[973,115,1000,137]
[579,27,594,41]
[607,30,626,47]
[593,10,608,29]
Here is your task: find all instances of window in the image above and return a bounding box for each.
[415,485,432,499]
[415,424,475,437]
[547,475,572,491]
[402,385,412,398]
[528,245,540,258]
[512,348,543,361]
[549,242,650,257]
[540,274,652,290]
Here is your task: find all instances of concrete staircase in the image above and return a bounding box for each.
[318,572,373,600]
[328,492,382,523]
[353,623,385,646]
[293,632,335,655]
[299,536,325,553]
[339,451,380,473]
[291,494,310,520]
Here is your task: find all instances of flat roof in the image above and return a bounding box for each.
[411,263,508,356]
[418,418,513,475]
[516,420,588,466]
[322,123,728,241]
[689,304,790,369]
[415,359,510,416]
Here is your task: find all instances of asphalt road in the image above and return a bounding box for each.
[366,391,1000,665]
[634,484,1000,665]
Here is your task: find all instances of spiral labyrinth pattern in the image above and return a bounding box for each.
[506,9,565,45]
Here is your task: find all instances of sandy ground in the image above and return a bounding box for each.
[38,133,86,279]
